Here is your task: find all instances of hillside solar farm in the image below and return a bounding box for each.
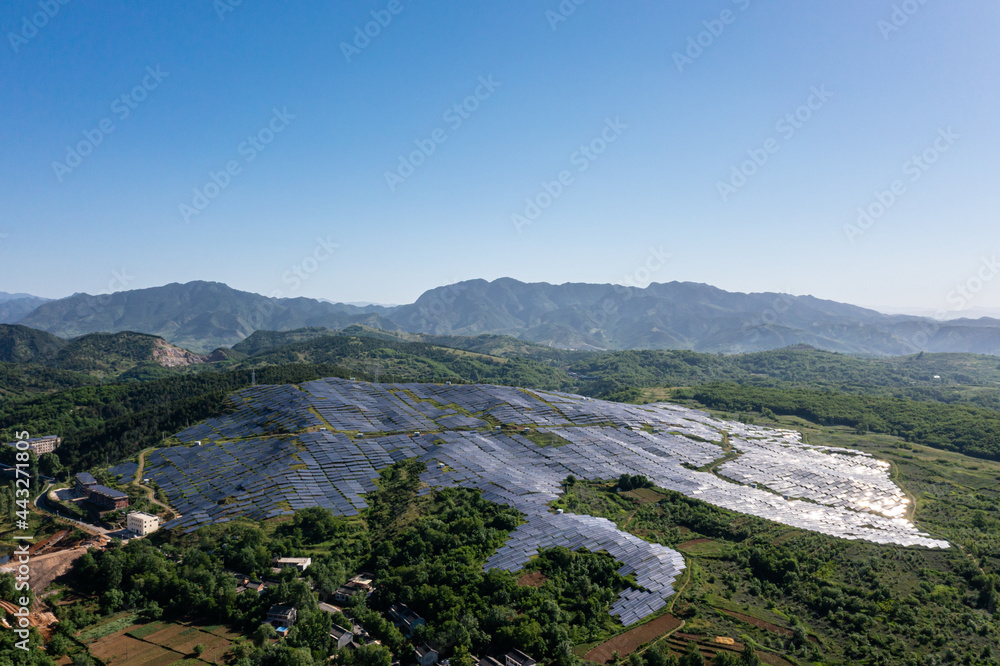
[138,379,948,626]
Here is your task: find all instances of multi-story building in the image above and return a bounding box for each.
[266,605,297,628]
[5,435,61,456]
[87,484,129,510]
[74,472,98,495]
[126,511,159,536]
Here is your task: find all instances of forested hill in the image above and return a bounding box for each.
[237,330,571,389]
[0,364,357,470]
[571,346,1000,396]
[682,382,1000,462]
[13,278,1000,354]
[0,323,67,363]
[7,322,1000,470]
[0,325,213,380]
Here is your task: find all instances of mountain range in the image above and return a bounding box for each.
[0,291,52,325]
[7,279,1000,355]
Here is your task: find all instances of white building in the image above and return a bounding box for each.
[275,557,312,571]
[126,511,160,536]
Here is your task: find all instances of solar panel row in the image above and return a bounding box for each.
[143,377,948,625]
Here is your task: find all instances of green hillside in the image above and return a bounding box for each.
[0,323,67,363]
[239,332,572,389]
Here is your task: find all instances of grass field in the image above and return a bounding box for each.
[558,409,1000,665]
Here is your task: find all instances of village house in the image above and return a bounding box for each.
[330,624,354,649]
[388,602,425,635]
[415,644,438,666]
[266,605,297,628]
[505,650,536,666]
[274,556,312,571]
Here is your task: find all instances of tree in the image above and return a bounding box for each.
[713,652,740,666]
[47,633,71,657]
[193,643,206,656]
[100,588,124,614]
[679,642,704,666]
[142,601,163,621]
[453,644,476,666]
[39,452,63,478]
[229,640,254,661]
[740,645,761,666]
[253,623,277,647]
[288,609,332,656]
[346,644,392,666]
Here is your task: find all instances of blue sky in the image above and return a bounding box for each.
[2,1,998,315]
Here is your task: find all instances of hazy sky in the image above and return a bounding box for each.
[2,1,998,314]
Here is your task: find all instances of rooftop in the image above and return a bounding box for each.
[75,472,98,485]
[89,484,128,499]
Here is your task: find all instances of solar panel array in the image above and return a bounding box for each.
[108,461,138,481]
[718,433,910,518]
[140,377,948,624]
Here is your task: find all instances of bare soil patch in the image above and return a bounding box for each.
[676,538,712,550]
[622,488,666,504]
[26,547,92,609]
[517,571,547,588]
[88,631,177,665]
[583,614,682,664]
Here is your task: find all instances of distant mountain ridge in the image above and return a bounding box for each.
[17,281,398,352]
[13,278,1000,356]
[0,292,52,324]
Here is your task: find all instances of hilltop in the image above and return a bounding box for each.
[11,279,1000,355]
[0,325,218,384]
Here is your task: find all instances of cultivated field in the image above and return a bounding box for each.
[583,613,683,664]
[84,618,237,665]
